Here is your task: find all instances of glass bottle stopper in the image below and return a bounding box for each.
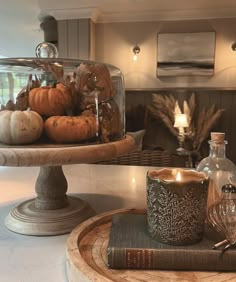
[222,183,236,194]
[211,132,225,144]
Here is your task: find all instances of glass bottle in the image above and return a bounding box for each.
[196,132,236,212]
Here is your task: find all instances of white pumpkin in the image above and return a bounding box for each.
[0,109,44,145]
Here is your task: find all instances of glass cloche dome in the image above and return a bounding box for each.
[0,56,125,146]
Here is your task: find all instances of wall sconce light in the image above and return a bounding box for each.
[133,45,140,61]
[232,42,236,51]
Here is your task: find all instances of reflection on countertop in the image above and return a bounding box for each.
[0,164,157,282]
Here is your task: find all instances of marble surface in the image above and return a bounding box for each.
[0,164,152,282]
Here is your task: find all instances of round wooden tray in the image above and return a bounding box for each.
[66,208,236,282]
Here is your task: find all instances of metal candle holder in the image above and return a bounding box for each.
[146,168,209,245]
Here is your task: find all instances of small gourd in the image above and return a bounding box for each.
[28,83,72,117]
[0,109,43,145]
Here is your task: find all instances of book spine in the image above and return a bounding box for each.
[107,247,236,271]
[107,247,154,269]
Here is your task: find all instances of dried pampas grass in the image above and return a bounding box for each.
[148,93,178,137]
[149,92,225,151]
[194,105,225,150]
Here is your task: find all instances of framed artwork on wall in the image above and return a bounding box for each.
[157,31,216,77]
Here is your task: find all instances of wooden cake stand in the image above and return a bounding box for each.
[66,208,236,282]
[0,135,134,236]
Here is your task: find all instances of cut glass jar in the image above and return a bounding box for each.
[208,184,236,250]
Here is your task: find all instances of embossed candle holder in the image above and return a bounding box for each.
[147,168,209,245]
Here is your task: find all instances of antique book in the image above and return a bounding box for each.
[107,214,236,270]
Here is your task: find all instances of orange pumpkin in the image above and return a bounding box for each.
[28,83,72,117]
[44,114,97,143]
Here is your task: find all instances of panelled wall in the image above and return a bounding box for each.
[41,17,236,163]
[95,18,236,90]
[57,19,94,60]
[94,18,236,164]
[126,89,236,164]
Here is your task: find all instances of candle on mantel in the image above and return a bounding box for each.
[146,168,209,245]
[174,114,189,153]
[174,114,189,129]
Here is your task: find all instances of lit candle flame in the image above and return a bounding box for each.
[176,171,182,181]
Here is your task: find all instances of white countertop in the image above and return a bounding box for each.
[0,164,154,282]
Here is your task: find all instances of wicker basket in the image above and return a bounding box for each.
[96,150,186,167]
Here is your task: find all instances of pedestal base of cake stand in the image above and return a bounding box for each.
[4,166,95,236]
[2,135,135,236]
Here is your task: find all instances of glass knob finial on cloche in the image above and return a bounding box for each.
[35,42,58,58]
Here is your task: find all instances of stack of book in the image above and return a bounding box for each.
[107,214,236,271]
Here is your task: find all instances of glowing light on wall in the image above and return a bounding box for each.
[133,45,140,61]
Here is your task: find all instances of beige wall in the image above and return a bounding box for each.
[95,18,236,89]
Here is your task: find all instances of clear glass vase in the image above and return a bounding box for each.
[196,132,236,213]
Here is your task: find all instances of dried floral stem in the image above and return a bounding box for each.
[150,92,225,152]
[148,105,179,137]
